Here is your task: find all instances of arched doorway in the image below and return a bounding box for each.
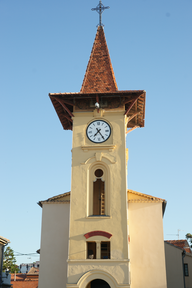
[86,279,110,288]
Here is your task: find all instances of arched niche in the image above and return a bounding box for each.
[87,162,110,217]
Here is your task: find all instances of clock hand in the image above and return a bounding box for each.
[94,128,101,137]
[98,130,104,139]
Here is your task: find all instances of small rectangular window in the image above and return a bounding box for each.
[87,242,96,259]
[184,263,189,276]
[101,242,110,259]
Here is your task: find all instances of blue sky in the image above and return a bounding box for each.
[1,0,192,265]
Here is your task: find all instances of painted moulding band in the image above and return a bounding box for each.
[86,216,111,219]
[84,230,112,239]
[81,145,116,152]
[67,259,130,263]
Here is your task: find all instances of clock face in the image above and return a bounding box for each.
[86,120,111,143]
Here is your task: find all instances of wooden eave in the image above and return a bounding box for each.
[49,90,146,130]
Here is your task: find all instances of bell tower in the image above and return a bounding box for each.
[49,25,145,288]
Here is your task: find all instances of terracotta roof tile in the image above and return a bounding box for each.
[11,281,38,288]
[11,274,38,288]
[0,236,10,245]
[81,26,118,93]
[38,191,70,207]
[11,274,26,281]
[166,240,192,254]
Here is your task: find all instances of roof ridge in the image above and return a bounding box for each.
[80,26,118,93]
[165,240,192,254]
[38,192,70,207]
[166,240,187,242]
[128,189,165,202]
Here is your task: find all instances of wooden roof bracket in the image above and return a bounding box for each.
[61,99,75,106]
[124,95,141,116]
[126,126,140,134]
[63,113,73,123]
[51,96,74,118]
[124,96,138,104]
[127,111,141,123]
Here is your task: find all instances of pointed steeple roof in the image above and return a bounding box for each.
[49,27,146,131]
[81,26,118,93]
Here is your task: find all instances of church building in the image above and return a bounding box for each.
[38,3,167,288]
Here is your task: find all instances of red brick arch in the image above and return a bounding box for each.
[84,231,112,239]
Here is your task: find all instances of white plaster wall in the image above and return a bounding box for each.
[164,242,184,288]
[128,202,167,288]
[38,203,69,288]
[67,260,129,284]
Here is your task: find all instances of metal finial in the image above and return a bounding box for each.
[91,0,110,27]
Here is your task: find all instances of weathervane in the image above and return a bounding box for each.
[91,0,110,27]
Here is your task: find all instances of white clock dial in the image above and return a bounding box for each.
[86,120,111,143]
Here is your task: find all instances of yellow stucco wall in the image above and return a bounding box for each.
[68,109,130,286]
[38,203,70,288]
[128,201,167,288]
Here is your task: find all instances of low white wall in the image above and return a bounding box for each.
[38,203,70,288]
[128,202,167,288]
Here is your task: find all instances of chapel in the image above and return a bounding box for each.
[38,3,167,288]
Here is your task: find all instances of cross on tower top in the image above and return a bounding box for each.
[91,0,110,27]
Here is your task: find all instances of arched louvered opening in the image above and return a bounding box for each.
[93,169,105,215]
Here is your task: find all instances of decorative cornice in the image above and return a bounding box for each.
[67,259,130,263]
[81,145,116,152]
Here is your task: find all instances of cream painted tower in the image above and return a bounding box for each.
[49,26,146,288]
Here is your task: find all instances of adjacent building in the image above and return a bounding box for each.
[0,236,11,288]
[165,240,192,288]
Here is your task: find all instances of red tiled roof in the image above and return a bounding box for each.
[166,240,192,254]
[81,26,118,93]
[11,274,38,288]
[11,274,26,281]
[11,281,38,288]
